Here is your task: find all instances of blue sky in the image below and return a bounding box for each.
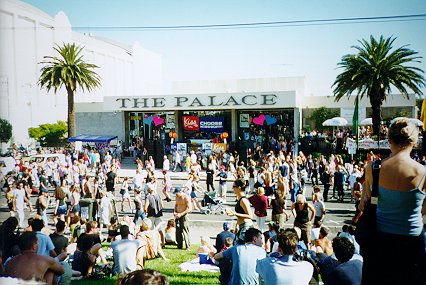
[23,0,426,96]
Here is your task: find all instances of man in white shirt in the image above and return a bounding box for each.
[111,225,144,275]
[14,183,30,228]
[173,151,183,172]
[133,169,144,191]
[162,155,170,172]
[190,151,197,165]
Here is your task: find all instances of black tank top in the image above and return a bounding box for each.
[295,203,309,224]
[235,197,247,214]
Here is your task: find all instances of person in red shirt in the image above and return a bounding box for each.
[248,187,269,232]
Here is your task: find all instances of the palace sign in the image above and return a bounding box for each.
[104,91,296,111]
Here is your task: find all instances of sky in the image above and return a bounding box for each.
[22,0,426,97]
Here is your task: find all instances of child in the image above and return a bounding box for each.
[164,219,177,245]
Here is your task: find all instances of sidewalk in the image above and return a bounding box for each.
[117,157,235,182]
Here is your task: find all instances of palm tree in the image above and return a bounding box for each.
[333,35,425,137]
[38,43,101,138]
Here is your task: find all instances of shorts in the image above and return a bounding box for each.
[56,204,68,215]
[72,204,81,214]
[190,191,197,199]
[265,186,274,196]
[8,202,13,211]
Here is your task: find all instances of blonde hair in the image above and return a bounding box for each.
[389,119,418,146]
[296,194,306,204]
[257,187,265,195]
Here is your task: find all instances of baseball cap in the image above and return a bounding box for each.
[223,222,230,231]
[41,188,49,193]
[173,186,182,194]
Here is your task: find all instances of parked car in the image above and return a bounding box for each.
[28,153,66,166]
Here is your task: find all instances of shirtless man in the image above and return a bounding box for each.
[173,187,192,249]
[313,226,333,256]
[5,231,64,285]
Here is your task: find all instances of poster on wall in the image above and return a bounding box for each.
[199,117,224,132]
[212,143,227,153]
[166,114,175,129]
[202,143,212,155]
[176,143,187,158]
[182,116,199,131]
[240,114,250,128]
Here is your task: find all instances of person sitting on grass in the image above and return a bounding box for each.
[327,236,363,285]
[111,225,145,275]
[197,236,217,255]
[136,219,168,262]
[117,269,169,285]
[5,232,64,285]
[75,221,107,264]
[164,219,177,246]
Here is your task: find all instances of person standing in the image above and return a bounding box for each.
[291,194,315,248]
[162,155,170,172]
[225,179,254,245]
[106,166,117,193]
[333,165,347,202]
[133,188,145,225]
[144,186,164,240]
[206,163,215,192]
[322,166,332,202]
[133,168,144,192]
[162,170,172,202]
[360,119,426,285]
[173,187,192,249]
[36,188,50,226]
[270,191,289,229]
[312,190,326,226]
[173,151,183,172]
[214,228,267,285]
[216,166,228,202]
[120,177,133,213]
[248,187,269,232]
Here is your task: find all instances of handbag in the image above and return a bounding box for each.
[355,159,381,248]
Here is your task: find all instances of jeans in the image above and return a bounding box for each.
[134,209,145,224]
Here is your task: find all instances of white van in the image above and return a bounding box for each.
[28,153,66,166]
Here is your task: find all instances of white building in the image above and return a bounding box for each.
[0,0,162,147]
[0,0,416,156]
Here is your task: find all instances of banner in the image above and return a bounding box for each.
[199,117,224,132]
[182,116,199,131]
[212,143,227,153]
[176,143,187,158]
[202,143,212,155]
[240,114,250,128]
[346,138,390,149]
[166,114,175,129]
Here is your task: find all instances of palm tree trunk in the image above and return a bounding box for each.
[67,87,76,138]
[370,94,382,138]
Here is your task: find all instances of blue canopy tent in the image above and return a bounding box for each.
[68,135,118,143]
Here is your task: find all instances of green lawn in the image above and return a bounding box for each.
[71,245,220,285]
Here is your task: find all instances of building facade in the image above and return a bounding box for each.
[0,0,162,147]
[1,0,417,155]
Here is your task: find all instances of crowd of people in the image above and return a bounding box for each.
[0,118,425,284]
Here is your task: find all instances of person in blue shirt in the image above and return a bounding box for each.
[214,228,266,285]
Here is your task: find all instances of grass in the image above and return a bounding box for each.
[71,245,220,285]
